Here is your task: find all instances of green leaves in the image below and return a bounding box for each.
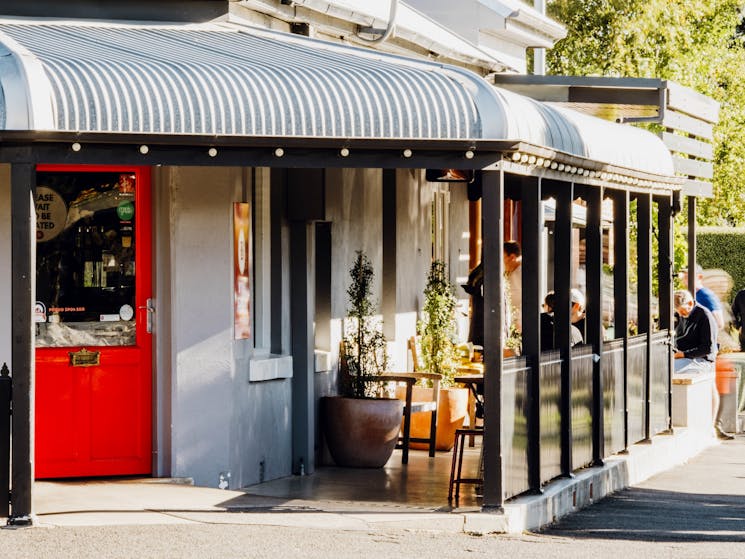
[342,250,388,398]
[548,0,745,226]
[419,260,459,387]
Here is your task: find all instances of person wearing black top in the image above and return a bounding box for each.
[674,290,717,368]
[673,289,733,440]
[731,288,745,351]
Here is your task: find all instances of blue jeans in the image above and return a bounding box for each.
[674,357,713,374]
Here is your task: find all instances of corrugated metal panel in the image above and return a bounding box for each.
[0,19,676,178]
[493,88,675,176]
[0,21,482,139]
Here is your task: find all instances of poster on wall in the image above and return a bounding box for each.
[233,202,251,340]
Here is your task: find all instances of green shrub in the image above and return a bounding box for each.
[697,227,745,302]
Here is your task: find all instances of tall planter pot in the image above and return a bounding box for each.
[321,396,404,468]
[396,386,469,451]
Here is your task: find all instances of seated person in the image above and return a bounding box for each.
[673,289,717,372]
[673,289,732,439]
[570,288,585,346]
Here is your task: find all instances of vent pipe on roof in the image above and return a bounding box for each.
[356,0,398,44]
[533,0,546,75]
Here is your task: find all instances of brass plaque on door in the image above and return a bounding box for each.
[69,348,100,367]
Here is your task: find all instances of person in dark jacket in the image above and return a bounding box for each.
[463,262,483,347]
[674,289,718,368]
[540,291,555,351]
[731,288,745,351]
[673,289,733,440]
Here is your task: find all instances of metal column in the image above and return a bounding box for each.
[657,195,674,431]
[481,169,505,511]
[637,193,652,443]
[553,180,574,477]
[687,196,696,295]
[585,186,605,464]
[10,161,35,524]
[520,177,543,492]
[612,190,630,452]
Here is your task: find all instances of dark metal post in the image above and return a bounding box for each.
[586,186,604,464]
[553,181,574,477]
[613,190,630,452]
[10,161,35,524]
[481,169,504,511]
[0,363,10,519]
[687,196,696,295]
[382,169,397,341]
[657,195,674,431]
[290,221,316,476]
[520,177,542,492]
[637,193,652,442]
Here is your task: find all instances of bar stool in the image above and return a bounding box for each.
[448,427,484,504]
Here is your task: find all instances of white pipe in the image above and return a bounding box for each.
[533,0,546,75]
[356,0,397,44]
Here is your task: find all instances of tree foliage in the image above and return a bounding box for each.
[342,250,388,398]
[547,0,745,226]
[419,260,458,387]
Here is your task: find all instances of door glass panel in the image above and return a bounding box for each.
[35,171,137,347]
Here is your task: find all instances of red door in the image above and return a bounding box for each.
[34,165,152,478]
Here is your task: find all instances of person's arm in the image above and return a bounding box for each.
[711,309,724,330]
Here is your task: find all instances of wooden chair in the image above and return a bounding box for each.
[381,371,441,464]
[408,336,423,371]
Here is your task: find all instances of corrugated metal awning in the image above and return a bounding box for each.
[0,18,676,180]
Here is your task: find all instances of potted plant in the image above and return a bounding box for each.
[409,260,469,451]
[321,250,403,468]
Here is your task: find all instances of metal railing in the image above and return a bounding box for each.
[497,329,673,500]
[539,350,562,483]
[571,345,594,470]
[503,356,530,499]
[627,334,648,444]
[602,338,626,456]
[650,331,672,435]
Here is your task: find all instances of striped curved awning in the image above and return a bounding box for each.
[0,20,489,139]
[0,18,675,179]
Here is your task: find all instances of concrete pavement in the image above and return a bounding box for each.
[19,428,739,535]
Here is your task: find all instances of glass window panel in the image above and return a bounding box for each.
[35,171,137,347]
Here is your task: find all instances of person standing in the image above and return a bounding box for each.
[731,288,745,351]
[673,289,733,440]
[503,240,522,333]
[679,265,724,329]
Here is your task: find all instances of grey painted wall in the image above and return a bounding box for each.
[163,166,291,489]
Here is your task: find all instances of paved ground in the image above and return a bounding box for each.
[0,436,742,558]
[543,437,745,546]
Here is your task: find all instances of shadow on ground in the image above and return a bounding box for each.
[543,487,745,542]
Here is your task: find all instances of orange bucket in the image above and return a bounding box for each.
[715,356,738,394]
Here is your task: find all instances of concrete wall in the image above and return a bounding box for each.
[322,168,470,371]
[162,166,292,489]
